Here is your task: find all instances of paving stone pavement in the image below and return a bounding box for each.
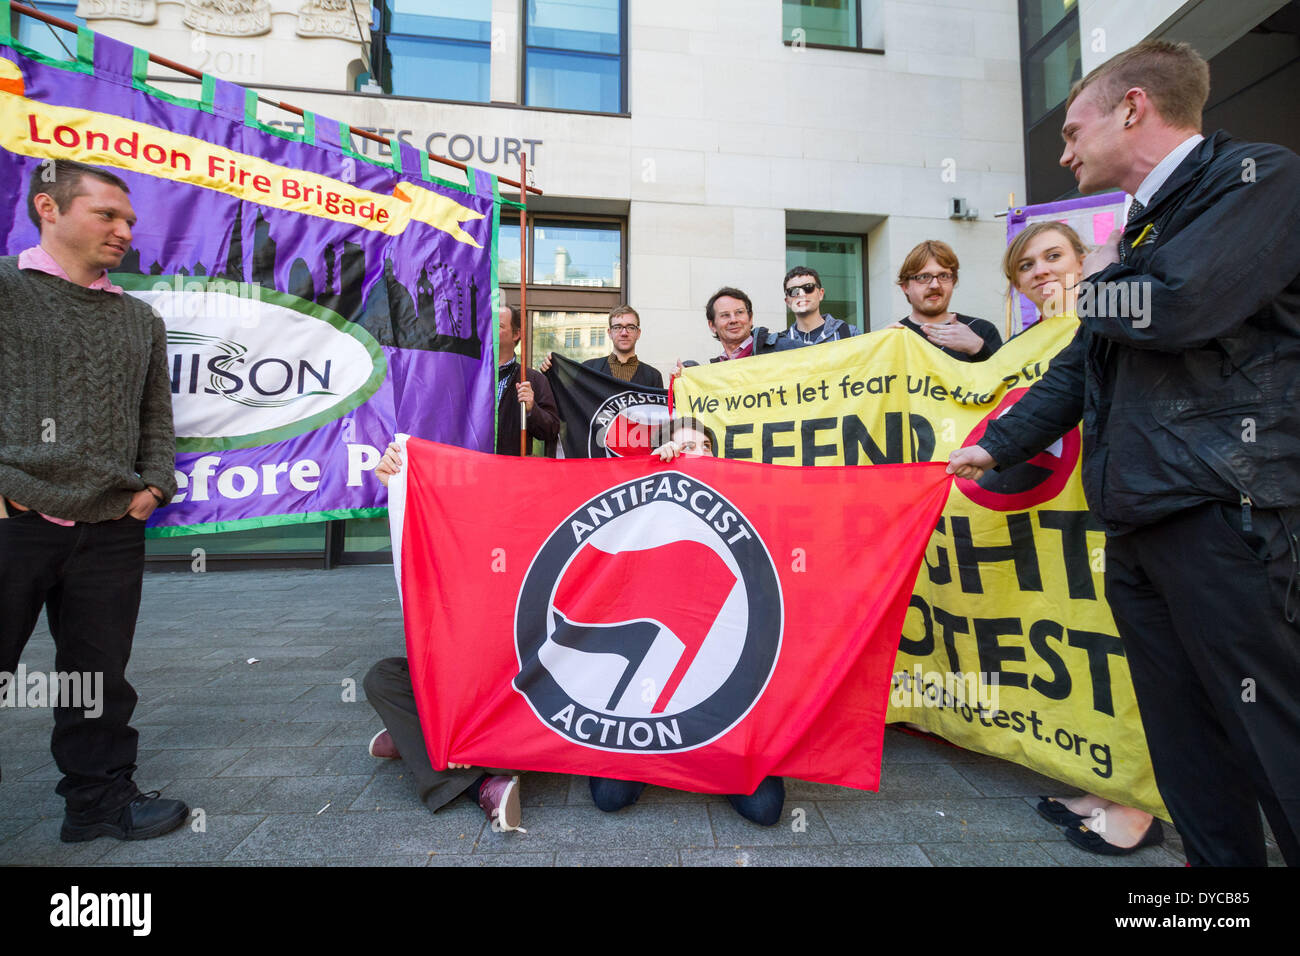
[0,565,1282,867]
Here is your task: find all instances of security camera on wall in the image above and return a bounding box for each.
[949,197,978,220]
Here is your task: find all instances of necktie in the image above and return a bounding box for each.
[1119,198,1145,264]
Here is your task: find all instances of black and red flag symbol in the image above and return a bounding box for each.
[393,438,952,793]
[957,387,1081,511]
[544,353,670,458]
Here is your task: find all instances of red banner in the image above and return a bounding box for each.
[394,438,952,794]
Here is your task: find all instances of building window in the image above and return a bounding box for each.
[1024,22,1081,123]
[1021,0,1077,49]
[535,222,622,287]
[782,0,884,51]
[524,0,626,113]
[534,311,610,364]
[500,215,625,363]
[14,2,83,60]
[365,0,491,102]
[786,233,867,331]
[500,220,623,288]
[1019,0,1082,202]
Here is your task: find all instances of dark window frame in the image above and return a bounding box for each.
[11,1,84,59]
[500,212,629,364]
[781,0,885,54]
[521,0,628,114]
[365,1,493,101]
[1019,0,1077,51]
[502,213,627,295]
[1018,1,1082,203]
[785,228,870,331]
[1020,6,1082,128]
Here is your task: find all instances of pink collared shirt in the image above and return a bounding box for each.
[17,245,124,295]
[717,336,754,361]
[12,247,125,524]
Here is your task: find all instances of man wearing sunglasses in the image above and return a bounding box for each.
[894,240,1001,362]
[754,267,859,354]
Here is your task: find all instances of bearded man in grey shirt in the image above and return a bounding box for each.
[0,159,188,843]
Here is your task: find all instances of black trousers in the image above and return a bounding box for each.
[1106,502,1300,866]
[0,510,147,812]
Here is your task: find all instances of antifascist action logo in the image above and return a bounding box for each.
[588,390,670,457]
[514,472,782,753]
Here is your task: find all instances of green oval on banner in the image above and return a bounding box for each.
[115,273,387,453]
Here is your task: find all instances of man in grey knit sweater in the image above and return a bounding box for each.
[0,160,188,842]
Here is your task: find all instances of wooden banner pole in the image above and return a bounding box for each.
[518,151,530,456]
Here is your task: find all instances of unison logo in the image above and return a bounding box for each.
[167,328,337,407]
[121,276,386,452]
[514,472,783,753]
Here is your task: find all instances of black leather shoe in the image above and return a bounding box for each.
[1036,796,1089,827]
[1065,818,1165,856]
[61,790,190,843]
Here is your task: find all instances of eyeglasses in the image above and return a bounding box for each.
[714,308,749,321]
[609,323,640,333]
[907,272,956,285]
[785,282,819,296]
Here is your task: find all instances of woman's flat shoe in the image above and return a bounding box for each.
[1036,796,1088,827]
[1066,818,1164,856]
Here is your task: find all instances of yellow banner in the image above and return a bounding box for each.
[674,321,1167,818]
[0,83,484,245]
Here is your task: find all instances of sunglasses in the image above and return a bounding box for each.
[785,282,819,297]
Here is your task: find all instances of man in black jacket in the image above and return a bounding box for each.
[582,305,663,388]
[949,40,1300,866]
[496,304,560,456]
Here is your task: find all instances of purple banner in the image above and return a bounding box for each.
[0,23,500,535]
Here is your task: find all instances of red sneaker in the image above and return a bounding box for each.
[477,774,524,832]
[368,729,400,759]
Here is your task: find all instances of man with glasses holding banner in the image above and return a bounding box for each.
[541,305,664,387]
[893,240,1001,362]
[582,305,664,388]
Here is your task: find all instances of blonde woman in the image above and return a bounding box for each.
[1006,221,1089,329]
[1001,221,1164,856]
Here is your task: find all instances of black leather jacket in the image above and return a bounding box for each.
[980,131,1300,535]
